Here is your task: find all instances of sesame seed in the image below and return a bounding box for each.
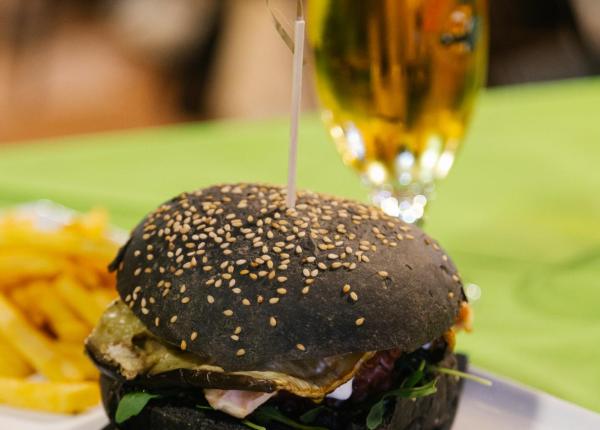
[269,297,280,304]
[343,284,351,294]
[223,309,234,316]
[296,344,306,351]
[236,349,246,357]
[302,268,311,277]
[302,286,310,294]
[191,332,198,341]
[134,268,142,276]
[277,288,287,295]
[242,298,251,306]
[270,317,277,327]
[452,274,460,282]
[257,295,264,304]
[170,315,178,323]
[180,340,187,351]
[350,292,359,301]
[378,271,389,277]
[154,317,160,327]
[231,335,240,341]
[277,276,288,283]
[141,307,149,315]
[355,317,365,326]
[235,326,242,334]
[181,297,190,304]
[328,253,339,260]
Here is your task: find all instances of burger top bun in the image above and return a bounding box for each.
[111,184,465,370]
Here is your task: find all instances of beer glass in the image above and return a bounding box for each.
[308,0,488,223]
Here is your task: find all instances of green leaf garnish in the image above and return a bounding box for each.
[115,392,161,424]
[255,406,328,430]
[430,366,493,386]
[401,360,426,389]
[198,404,265,430]
[366,399,388,430]
[299,405,328,424]
[242,420,267,430]
[366,378,438,430]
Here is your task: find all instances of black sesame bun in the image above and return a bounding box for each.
[110,183,465,369]
[100,354,466,430]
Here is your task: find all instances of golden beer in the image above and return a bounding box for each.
[308,0,488,221]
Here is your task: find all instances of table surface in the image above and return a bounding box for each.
[0,77,599,413]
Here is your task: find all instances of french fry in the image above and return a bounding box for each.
[0,251,62,289]
[92,290,117,313]
[8,284,47,328]
[0,208,120,413]
[66,208,109,239]
[0,295,87,381]
[54,343,99,381]
[34,284,91,342]
[54,275,107,326]
[0,334,32,378]
[0,378,100,414]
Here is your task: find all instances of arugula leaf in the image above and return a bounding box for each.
[255,406,328,430]
[299,406,327,424]
[241,420,267,430]
[366,399,388,430]
[430,366,493,386]
[115,392,161,424]
[401,360,426,389]
[198,404,265,430]
[366,378,438,430]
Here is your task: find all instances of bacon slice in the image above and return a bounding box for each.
[204,389,276,418]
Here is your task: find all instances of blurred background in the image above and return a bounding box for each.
[0,0,599,143]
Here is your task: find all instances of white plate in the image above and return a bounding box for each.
[454,368,600,430]
[2,368,599,430]
[0,406,107,430]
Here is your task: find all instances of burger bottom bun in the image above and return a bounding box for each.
[101,354,466,430]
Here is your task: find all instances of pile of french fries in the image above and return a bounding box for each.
[0,209,120,414]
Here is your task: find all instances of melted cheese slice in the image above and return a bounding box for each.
[87,301,374,399]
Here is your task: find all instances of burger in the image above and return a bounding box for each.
[86,183,473,430]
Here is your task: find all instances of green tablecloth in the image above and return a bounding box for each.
[0,78,599,412]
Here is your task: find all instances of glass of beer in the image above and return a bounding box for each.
[308,0,488,223]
